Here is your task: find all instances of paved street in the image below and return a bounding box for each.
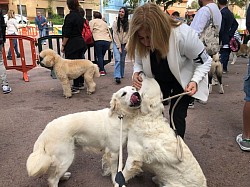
[0,54,250,187]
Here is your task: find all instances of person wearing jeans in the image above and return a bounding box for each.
[236,4,250,151]
[35,11,47,45]
[89,11,112,76]
[113,42,127,83]
[0,9,11,94]
[6,10,20,60]
[112,7,129,84]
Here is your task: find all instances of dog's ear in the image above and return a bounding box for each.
[109,95,117,116]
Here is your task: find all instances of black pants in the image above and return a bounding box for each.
[65,48,84,87]
[159,81,191,138]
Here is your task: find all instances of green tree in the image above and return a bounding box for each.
[154,0,183,11]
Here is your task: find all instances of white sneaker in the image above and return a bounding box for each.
[2,85,12,94]
[236,134,250,151]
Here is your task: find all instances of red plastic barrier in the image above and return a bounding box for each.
[3,35,37,82]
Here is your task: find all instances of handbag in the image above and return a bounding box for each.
[200,6,220,56]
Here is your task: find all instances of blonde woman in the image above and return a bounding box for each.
[129,3,212,138]
[6,10,20,60]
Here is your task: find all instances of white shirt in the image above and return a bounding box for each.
[6,18,19,35]
[190,3,222,36]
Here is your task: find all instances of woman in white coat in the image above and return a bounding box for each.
[129,3,212,138]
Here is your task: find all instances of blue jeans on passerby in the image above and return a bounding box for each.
[220,47,231,72]
[94,40,110,72]
[113,43,127,79]
[39,28,46,44]
[244,59,250,101]
[7,34,20,58]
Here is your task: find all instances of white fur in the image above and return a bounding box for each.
[119,77,207,187]
[26,86,141,187]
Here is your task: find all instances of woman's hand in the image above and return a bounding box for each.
[132,72,143,90]
[185,81,197,96]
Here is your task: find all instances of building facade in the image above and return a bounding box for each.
[0,0,100,21]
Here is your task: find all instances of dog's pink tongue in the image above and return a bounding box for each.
[130,94,139,104]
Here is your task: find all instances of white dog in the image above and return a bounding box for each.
[26,86,142,187]
[40,49,100,98]
[120,76,207,187]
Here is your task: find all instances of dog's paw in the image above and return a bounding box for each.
[87,91,94,95]
[219,85,224,94]
[60,172,71,181]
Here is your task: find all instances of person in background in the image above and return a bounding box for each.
[236,4,250,152]
[0,9,11,94]
[171,11,183,21]
[189,0,222,108]
[187,14,195,26]
[129,3,212,138]
[89,11,112,76]
[112,7,129,84]
[61,0,86,94]
[218,0,238,74]
[35,11,47,45]
[6,10,20,61]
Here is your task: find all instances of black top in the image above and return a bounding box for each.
[62,10,86,56]
[150,51,179,99]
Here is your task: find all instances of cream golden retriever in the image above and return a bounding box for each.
[119,76,207,187]
[26,86,142,187]
[39,49,100,98]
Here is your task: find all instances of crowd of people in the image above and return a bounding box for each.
[1,0,249,151]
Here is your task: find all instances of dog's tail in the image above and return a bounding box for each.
[26,140,52,177]
[93,64,100,77]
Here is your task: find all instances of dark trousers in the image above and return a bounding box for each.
[160,81,191,138]
[94,40,110,71]
[220,48,231,72]
[65,49,84,87]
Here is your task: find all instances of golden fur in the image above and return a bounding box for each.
[231,42,250,64]
[39,49,100,98]
[208,53,224,94]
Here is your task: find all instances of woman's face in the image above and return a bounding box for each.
[119,8,125,19]
[137,28,151,48]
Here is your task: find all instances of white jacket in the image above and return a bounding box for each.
[133,24,212,102]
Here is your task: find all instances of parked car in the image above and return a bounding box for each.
[4,14,28,24]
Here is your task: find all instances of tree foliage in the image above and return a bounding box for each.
[229,0,247,8]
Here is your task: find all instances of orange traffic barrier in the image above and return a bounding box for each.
[18,26,38,38]
[3,35,37,82]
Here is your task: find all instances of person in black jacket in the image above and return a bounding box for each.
[218,0,238,73]
[0,8,12,94]
[61,0,87,94]
[236,4,250,151]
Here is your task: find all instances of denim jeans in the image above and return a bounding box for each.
[7,34,20,57]
[244,59,250,101]
[113,43,127,79]
[219,47,231,71]
[39,28,46,44]
[94,40,110,71]
[0,44,8,86]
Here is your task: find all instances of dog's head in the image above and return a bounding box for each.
[109,86,141,117]
[139,75,164,116]
[39,49,59,67]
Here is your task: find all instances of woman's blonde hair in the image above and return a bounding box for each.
[127,3,181,59]
[7,10,15,19]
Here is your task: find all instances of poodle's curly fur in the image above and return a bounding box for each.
[40,49,100,98]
